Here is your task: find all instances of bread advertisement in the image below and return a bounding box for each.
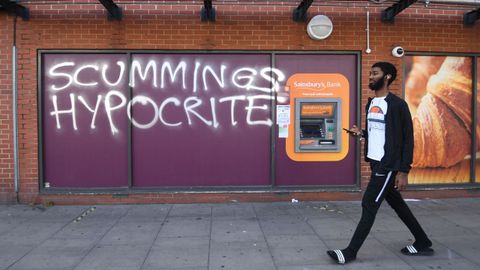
[404,56,479,184]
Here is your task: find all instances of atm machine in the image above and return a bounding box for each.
[295,98,342,153]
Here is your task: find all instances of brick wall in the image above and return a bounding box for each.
[0,1,479,204]
[0,14,15,203]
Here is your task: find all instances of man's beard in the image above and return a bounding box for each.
[369,77,385,91]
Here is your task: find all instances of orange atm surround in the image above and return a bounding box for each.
[285,73,350,162]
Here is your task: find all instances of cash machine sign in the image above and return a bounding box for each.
[301,104,334,117]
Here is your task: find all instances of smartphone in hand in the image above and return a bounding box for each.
[343,128,356,135]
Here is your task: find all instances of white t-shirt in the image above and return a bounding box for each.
[367,96,388,161]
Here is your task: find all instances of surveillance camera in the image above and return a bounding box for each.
[392,46,405,58]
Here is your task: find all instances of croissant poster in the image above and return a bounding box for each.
[404,56,475,184]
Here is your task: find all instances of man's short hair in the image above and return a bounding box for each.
[372,62,397,86]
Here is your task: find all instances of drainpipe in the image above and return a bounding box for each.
[365,9,372,54]
[12,16,20,203]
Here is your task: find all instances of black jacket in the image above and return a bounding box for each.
[363,92,414,173]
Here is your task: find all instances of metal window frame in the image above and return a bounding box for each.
[37,49,362,195]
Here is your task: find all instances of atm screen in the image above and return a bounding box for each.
[300,123,324,138]
[295,98,341,153]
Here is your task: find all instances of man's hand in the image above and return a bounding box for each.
[348,125,362,137]
[395,172,408,190]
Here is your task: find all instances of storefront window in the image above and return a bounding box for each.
[41,52,359,188]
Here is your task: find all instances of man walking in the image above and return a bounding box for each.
[327,62,433,264]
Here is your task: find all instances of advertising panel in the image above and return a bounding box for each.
[404,56,474,184]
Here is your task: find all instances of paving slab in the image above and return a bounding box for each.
[412,214,476,237]
[433,235,480,265]
[265,234,327,249]
[307,217,357,240]
[74,244,150,270]
[253,203,300,217]
[157,217,211,238]
[0,221,67,246]
[7,238,94,270]
[99,221,161,246]
[119,204,171,222]
[211,204,256,220]
[0,245,33,270]
[52,219,118,240]
[409,258,479,270]
[259,216,316,236]
[270,246,329,267]
[209,240,276,270]
[145,237,209,269]
[211,219,263,243]
[168,204,212,218]
[431,210,480,230]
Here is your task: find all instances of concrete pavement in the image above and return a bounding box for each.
[1,198,480,270]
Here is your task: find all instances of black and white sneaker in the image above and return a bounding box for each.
[401,245,434,256]
[327,249,356,264]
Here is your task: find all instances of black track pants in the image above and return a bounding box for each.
[347,160,430,253]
